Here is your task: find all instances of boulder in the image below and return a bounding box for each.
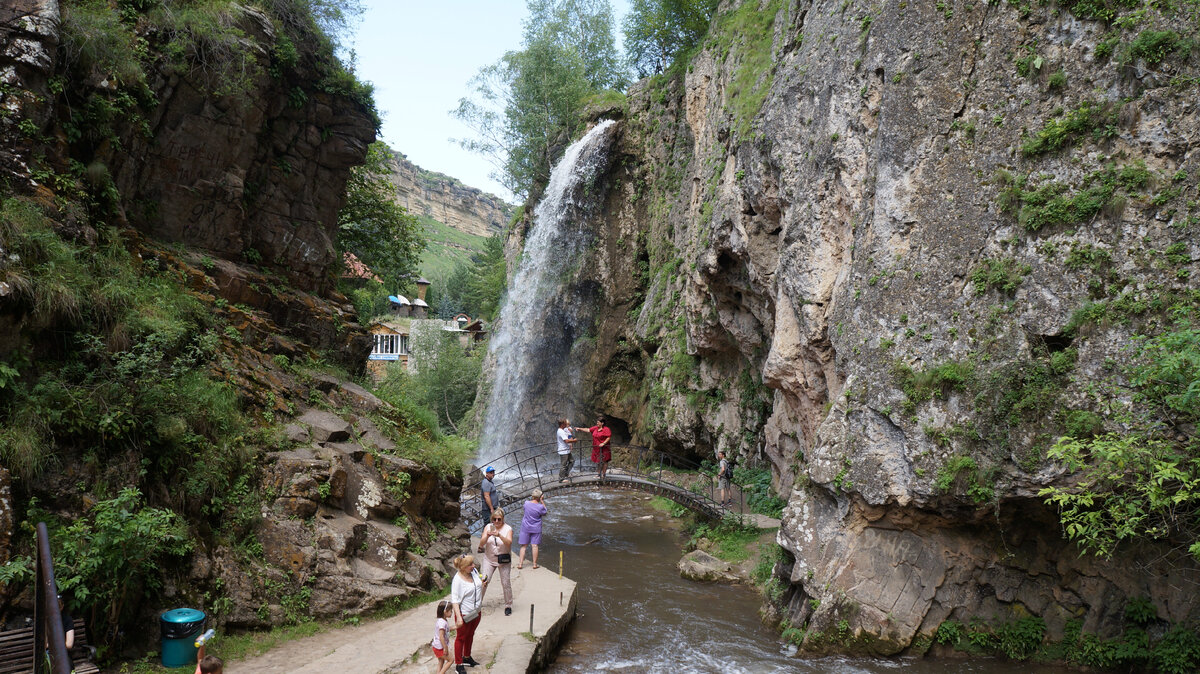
[678,550,739,584]
[257,517,317,575]
[284,423,310,443]
[297,409,353,443]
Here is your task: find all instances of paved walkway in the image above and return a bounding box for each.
[227,543,576,674]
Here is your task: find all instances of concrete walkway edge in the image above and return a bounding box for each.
[226,540,577,674]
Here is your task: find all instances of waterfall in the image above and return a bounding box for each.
[479,119,619,461]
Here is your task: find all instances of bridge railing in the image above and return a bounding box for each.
[35,522,72,674]
[460,441,746,531]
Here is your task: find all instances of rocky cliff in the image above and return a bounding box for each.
[539,0,1200,657]
[386,150,512,238]
[0,0,467,647]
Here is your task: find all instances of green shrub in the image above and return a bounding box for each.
[1063,409,1104,438]
[1125,30,1191,65]
[1021,101,1116,156]
[997,163,1149,232]
[49,488,192,640]
[732,466,785,517]
[994,616,1046,659]
[1061,0,1140,23]
[936,619,963,645]
[1129,326,1200,422]
[893,360,974,409]
[1151,625,1200,674]
[1125,597,1158,626]
[971,258,1030,295]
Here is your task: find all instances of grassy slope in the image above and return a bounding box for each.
[416,214,491,280]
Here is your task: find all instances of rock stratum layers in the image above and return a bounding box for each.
[541,0,1200,655]
[386,150,512,238]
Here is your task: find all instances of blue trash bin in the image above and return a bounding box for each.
[160,608,206,667]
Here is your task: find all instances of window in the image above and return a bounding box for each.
[369,333,408,360]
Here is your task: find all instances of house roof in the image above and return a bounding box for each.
[342,252,382,283]
[412,298,428,307]
[388,295,411,305]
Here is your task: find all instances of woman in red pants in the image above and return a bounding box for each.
[450,553,488,674]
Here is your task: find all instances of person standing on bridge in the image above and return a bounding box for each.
[480,466,498,527]
[556,418,577,483]
[517,488,548,569]
[477,507,514,615]
[574,416,612,480]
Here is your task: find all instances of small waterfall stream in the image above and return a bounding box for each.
[479,120,619,461]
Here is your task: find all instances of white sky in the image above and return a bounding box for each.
[351,1,630,203]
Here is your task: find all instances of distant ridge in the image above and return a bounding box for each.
[384,149,514,238]
[380,150,513,280]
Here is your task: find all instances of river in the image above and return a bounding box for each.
[539,491,1075,674]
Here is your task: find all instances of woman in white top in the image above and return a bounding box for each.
[477,508,514,615]
[449,553,488,674]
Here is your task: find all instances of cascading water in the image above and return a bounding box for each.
[479,119,619,462]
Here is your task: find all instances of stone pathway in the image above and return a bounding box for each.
[226,547,576,674]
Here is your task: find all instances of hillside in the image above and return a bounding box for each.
[383,150,514,280]
[0,0,469,658]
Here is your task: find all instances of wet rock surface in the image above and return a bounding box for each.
[538,0,1200,655]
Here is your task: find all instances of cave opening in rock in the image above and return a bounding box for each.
[603,414,632,444]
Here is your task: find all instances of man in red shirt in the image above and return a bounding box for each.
[575,417,613,480]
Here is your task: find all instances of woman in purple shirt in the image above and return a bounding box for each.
[516,488,548,569]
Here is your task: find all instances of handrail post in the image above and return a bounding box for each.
[35,523,72,674]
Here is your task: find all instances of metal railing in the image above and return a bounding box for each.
[460,442,746,532]
[35,522,72,674]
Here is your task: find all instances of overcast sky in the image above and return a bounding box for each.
[351,1,629,204]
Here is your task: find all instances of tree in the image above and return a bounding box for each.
[434,234,507,322]
[407,333,485,434]
[453,0,623,197]
[1040,325,1200,562]
[337,142,425,286]
[623,0,720,77]
[526,0,628,90]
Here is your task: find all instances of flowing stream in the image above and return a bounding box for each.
[479,120,619,460]
[540,492,1076,674]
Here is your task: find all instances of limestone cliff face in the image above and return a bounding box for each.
[386,151,512,238]
[564,0,1200,653]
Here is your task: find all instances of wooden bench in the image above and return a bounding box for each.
[0,618,99,674]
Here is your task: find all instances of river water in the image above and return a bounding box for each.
[540,491,1074,674]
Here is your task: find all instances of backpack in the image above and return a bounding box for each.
[722,455,736,479]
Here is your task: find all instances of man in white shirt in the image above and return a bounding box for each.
[556,417,577,483]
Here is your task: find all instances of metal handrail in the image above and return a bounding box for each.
[460,442,748,531]
[35,522,72,674]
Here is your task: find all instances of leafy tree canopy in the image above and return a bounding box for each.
[453,0,624,197]
[337,141,425,287]
[430,233,507,322]
[622,0,719,77]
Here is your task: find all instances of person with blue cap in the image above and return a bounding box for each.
[480,466,498,527]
